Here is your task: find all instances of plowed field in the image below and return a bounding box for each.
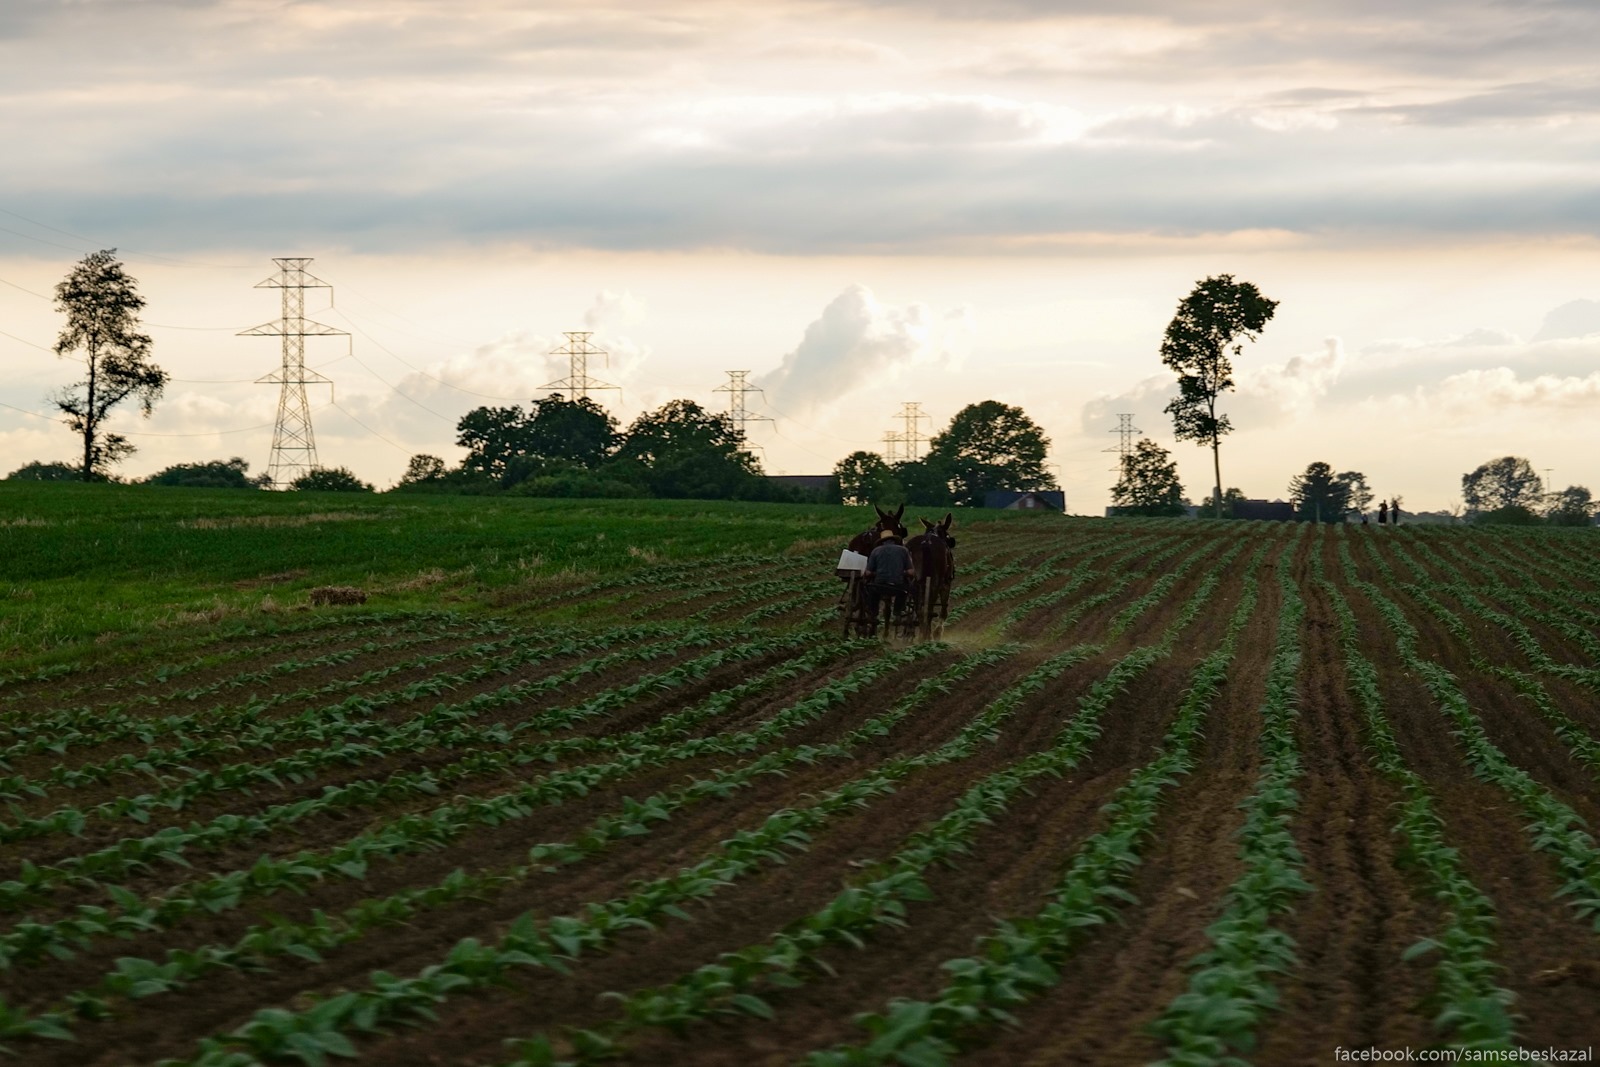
[2,518,1599,1066]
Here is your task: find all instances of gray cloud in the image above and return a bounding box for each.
[1534,299,1600,341]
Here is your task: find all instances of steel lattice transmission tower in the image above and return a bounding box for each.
[713,371,772,452]
[541,331,619,403]
[885,402,930,461]
[240,258,346,490]
[1105,413,1140,476]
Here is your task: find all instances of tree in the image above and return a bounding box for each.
[1461,456,1543,515]
[291,466,374,492]
[524,394,618,469]
[611,399,764,499]
[143,457,267,489]
[1199,486,1246,518]
[1288,461,1351,523]
[1337,471,1372,516]
[394,453,447,490]
[5,461,80,481]
[1160,274,1278,517]
[52,250,168,481]
[892,457,955,507]
[456,405,530,479]
[1110,438,1186,516]
[925,401,1055,508]
[832,451,902,507]
[1546,485,1596,527]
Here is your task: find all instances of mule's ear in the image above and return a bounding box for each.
[893,504,905,521]
[942,512,953,529]
[921,517,934,529]
[875,505,890,522]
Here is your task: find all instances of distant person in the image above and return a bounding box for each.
[1361,512,1369,527]
[1390,499,1401,526]
[863,529,914,630]
[1378,500,1388,525]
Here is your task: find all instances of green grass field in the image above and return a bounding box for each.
[0,483,1017,664]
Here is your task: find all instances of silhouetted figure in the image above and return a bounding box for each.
[1378,500,1388,525]
[1390,499,1400,526]
[1361,512,1369,527]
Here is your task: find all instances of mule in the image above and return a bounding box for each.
[905,512,956,639]
[847,504,907,557]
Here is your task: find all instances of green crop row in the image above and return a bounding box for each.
[800,541,1271,1067]
[1148,534,1310,1067]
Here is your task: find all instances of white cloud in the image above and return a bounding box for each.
[755,284,970,417]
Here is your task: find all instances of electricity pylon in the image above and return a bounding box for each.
[886,402,930,461]
[541,331,619,403]
[240,257,345,490]
[713,371,772,452]
[1105,413,1140,476]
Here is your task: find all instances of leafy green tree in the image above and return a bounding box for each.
[1199,486,1246,518]
[610,399,763,499]
[832,450,902,507]
[925,400,1055,508]
[1545,485,1596,527]
[1461,456,1542,515]
[456,405,530,479]
[5,461,80,481]
[1160,274,1278,517]
[892,457,955,506]
[1337,470,1372,516]
[143,457,267,489]
[393,453,447,491]
[524,394,617,468]
[290,466,374,492]
[52,250,168,481]
[1288,461,1350,523]
[1110,438,1186,516]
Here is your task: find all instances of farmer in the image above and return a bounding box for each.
[863,528,914,629]
[1378,500,1388,525]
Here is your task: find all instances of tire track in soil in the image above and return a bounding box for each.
[50,651,1038,1067]
[957,530,1287,1067]
[1342,561,1600,1050]
[1251,539,1436,1063]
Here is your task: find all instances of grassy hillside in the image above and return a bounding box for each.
[0,483,1029,662]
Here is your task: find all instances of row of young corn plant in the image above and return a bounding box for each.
[166,639,1112,1067]
[942,545,1091,624]
[0,630,813,919]
[1379,540,1600,781]
[0,618,606,774]
[799,541,1272,1067]
[1315,532,1517,1050]
[0,617,518,760]
[0,640,921,973]
[1426,529,1600,616]
[990,535,1163,632]
[0,629,812,852]
[1,641,947,1043]
[681,567,833,625]
[1341,537,1600,938]
[520,553,775,618]
[1037,530,1234,646]
[1405,535,1600,683]
[1145,535,1311,1067]
[0,609,456,701]
[479,538,1246,1066]
[0,623,711,807]
[627,565,810,622]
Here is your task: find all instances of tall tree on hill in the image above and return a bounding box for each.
[52,250,167,481]
[925,400,1055,508]
[1161,274,1277,518]
[832,450,901,507]
[1111,438,1186,516]
[612,399,763,499]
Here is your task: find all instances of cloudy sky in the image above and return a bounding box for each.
[2,0,1598,511]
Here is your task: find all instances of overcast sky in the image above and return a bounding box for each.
[2,0,1598,511]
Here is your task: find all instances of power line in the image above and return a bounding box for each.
[541,330,619,404]
[713,371,772,454]
[240,257,345,489]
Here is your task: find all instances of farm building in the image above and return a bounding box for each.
[983,490,1065,511]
